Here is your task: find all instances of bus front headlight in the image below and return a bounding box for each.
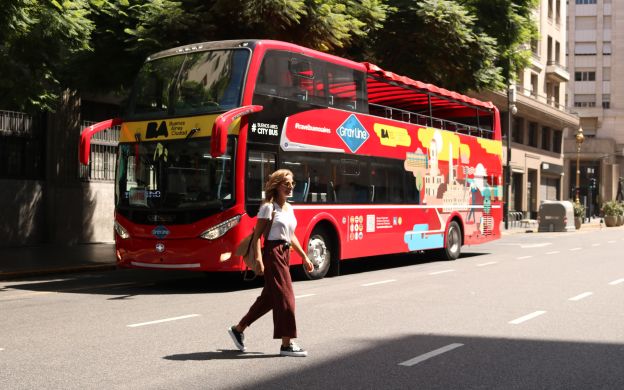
[200,215,241,240]
[114,221,130,239]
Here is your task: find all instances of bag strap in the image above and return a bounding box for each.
[243,203,277,281]
[262,202,277,241]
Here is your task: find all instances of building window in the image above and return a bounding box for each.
[541,126,551,151]
[574,94,596,108]
[602,94,611,109]
[575,43,597,55]
[528,122,538,147]
[603,67,611,81]
[575,0,596,4]
[553,130,562,153]
[512,117,524,144]
[603,42,612,55]
[575,71,596,81]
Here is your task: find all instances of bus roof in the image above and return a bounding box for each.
[363,62,495,116]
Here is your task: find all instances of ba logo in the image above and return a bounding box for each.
[337,114,369,153]
[146,121,169,139]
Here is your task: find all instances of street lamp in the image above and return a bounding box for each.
[504,84,517,230]
[575,127,584,205]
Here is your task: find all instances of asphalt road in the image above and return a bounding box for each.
[2,227,624,389]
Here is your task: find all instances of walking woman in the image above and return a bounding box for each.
[228,169,315,357]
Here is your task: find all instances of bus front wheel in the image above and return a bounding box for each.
[438,220,462,260]
[304,229,333,280]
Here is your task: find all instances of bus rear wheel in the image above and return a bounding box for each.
[303,229,333,280]
[437,220,462,260]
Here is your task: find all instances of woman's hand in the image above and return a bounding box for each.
[303,256,315,273]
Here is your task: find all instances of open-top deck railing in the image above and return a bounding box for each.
[369,103,494,139]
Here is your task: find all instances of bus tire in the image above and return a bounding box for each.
[438,220,462,260]
[303,228,334,280]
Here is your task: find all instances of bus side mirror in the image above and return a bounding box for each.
[210,105,263,157]
[79,118,123,165]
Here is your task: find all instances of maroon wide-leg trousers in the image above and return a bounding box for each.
[239,240,297,339]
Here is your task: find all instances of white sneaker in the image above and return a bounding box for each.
[280,342,307,357]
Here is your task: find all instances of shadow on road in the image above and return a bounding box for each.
[2,250,490,297]
[186,334,624,390]
[164,349,281,361]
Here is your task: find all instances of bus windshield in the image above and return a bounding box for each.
[125,49,250,120]
[115,138,234,210]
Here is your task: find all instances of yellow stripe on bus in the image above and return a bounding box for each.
[119,114,241,142]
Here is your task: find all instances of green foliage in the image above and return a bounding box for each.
[601,201,622,217]
[0,0,94,111]
[370,0,504,91]
[462,0,540,87]
[573,202,585,218]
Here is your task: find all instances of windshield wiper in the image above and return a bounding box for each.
[186,127,199,139]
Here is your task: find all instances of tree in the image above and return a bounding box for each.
[0,0,94,112]
[369,0,538,92]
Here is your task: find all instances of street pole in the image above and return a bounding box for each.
[505,84,516,230]
[575,127,584,205]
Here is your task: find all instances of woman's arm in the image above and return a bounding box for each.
[291,234,314,272]
[252,218,269,261]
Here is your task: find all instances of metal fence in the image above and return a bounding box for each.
[0,110,44,179]
[0,110,34,137]
[78,121,120,182]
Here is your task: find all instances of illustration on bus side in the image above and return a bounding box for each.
[279,108,503,251]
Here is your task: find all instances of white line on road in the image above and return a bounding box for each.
[295,294,316,299]
[127,314,200,328]
[608,240,616,244]
[476,261,498,267]
[428,270,455,275]
[569,247,582,251]
[521,243,551,248]
[592,243,601,247]
[509,311,546,325]
[569,292,593,301]
[398,343,464,367]
[516,256,532,260]
[0,348,4,351]
[608,278,624,286]
[545,251,560,255]
[361,279,397,287]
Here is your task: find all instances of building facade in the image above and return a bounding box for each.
[567,0,624,214]
[472,0,580,220]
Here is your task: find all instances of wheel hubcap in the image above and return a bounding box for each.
[308,237,328,271]
[448,227,459,253]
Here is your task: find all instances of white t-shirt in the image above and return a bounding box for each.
[257,202,297,242]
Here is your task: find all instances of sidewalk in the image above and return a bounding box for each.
[0,243,116,280]
[502,216,604,235]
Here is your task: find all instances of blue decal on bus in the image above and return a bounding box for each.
[337,114,369,153]
[152,225,170,239]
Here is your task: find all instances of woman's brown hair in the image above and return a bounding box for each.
[264,169,294,203]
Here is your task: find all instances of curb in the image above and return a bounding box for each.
[0,264,116,281]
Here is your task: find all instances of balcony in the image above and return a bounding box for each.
[546,61,570,82]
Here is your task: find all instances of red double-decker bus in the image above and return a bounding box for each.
[80,39,503,279]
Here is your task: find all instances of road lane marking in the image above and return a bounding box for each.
[516,256,532,260]
[361,279,396,287]
[428,270,455,275]
[608,278,624,286]
[545,251,560,255]
[398,343,464,367]
[127,314,200,328]
[476,262,497,267]
[521,243,551,248]
[0,348,4,351]
[569,292,593,301]
[607,240,616,244]
[569,248,582,251]
[592,243,600,247]
[295,294,316,299]
[509,311,546,325]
